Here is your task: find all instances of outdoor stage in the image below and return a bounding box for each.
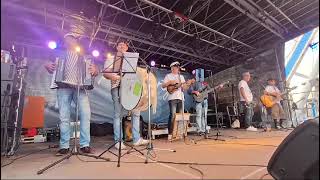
[1,129,291,179]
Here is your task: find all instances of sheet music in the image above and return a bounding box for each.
[122,52,139,73]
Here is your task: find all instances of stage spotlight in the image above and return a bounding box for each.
[92,50,100,57]
[150,60,156,67]
[75,46,81,53]
[48,41,57,50]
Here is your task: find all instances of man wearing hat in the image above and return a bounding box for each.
[162,61,190,141]
[44,33,98,155]
[264,77,286,129]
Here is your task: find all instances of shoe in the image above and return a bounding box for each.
[246,126,258,132]
[276,125,281,129]
[80,146,94,154]
[168,135,172,141]
[115,142,126,150]
[55,148,69,156]
[133,138,149,146]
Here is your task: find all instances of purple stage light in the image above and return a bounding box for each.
[92,50,100,57]
[150,60,156,67]
[48,41,57,49]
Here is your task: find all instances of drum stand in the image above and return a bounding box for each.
[194,89,225,143]
[38,60,110,175]
[98,54,145,167]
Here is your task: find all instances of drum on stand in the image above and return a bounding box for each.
[120,73,143,110]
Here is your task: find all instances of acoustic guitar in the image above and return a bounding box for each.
[167,78,195,94]
[260,86,296,108]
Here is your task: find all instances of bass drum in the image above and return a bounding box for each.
[120,67,158,113]
[120,73,143,110]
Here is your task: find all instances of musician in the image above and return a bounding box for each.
[238,72,257,131]
[162,61,190,141]
[264,78,286,129]
[188,80,209,135]
[103,39,148,150]
[44,33,98,155]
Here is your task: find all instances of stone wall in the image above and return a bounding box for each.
[206,45,288,124]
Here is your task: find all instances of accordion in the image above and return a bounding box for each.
[50,52,94,90]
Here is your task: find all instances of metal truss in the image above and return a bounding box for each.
[224,0,286,39]
[3,0,223,68]
[96,0,256,57]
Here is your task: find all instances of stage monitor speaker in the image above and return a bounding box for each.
[268,118,319,180]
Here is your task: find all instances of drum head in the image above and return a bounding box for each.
[120,73,143,110]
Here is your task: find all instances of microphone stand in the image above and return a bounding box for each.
[37,54,110,175]
[137,58,176,164]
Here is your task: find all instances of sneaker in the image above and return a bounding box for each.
[168,135,172,141]
[55,148,69,156]
[115,142,126,150]
[133,138,149,146]
[276,125,281,129]
[80,146,94,154]
[246,126,258,132]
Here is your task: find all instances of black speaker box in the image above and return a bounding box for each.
[1,63,16,81]
[268,118,319,180]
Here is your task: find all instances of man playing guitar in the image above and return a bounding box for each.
[161,61,194,141]
[189,80,209,135]
[263,78,286,129]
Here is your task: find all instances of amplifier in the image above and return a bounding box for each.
[1,80,14,96]
[1,63,16,81]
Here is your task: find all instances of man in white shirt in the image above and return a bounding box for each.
[264,78,286,129]
[238,72,257,131]
[161,61,189,141]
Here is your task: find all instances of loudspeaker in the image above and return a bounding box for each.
[268,118,319,180]
[1,63,16,81]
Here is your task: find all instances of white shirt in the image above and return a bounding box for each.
[265,85,281,104]
[238,80,253,102]
[163,73,185,101]
[104,55,120,89]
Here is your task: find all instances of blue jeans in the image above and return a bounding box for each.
[57,88,91,149]
[195,99,208,133]
[111,87,141,143]
[168,99,183,134]
[240,101,254,127]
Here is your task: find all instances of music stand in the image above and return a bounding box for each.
[98,52,145,167]
[37,53,110,175]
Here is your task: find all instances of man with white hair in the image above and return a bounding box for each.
[238,71,257,131]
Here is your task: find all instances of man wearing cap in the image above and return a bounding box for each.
[44,34,98,155]
[238,71,257,131]
[162,61,190,141]
[103,39,149,149]
[264,78,286,129]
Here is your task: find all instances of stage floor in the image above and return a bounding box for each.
[1,129,291,179]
